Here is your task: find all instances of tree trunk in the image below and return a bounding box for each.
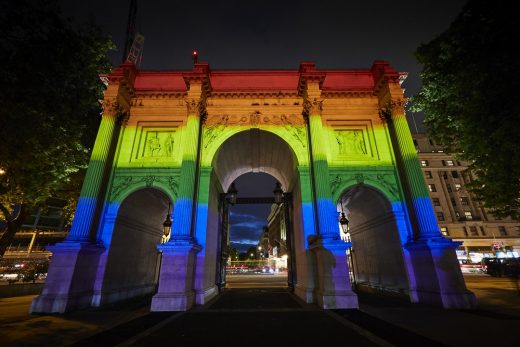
[0,205,28,257]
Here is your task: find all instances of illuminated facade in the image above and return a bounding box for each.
[31,61,475,313]
[413,133,520,260]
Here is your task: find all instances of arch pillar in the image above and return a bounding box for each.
[300,69,358,309]
[30,63,136,314]
[373,61,476,308]
[151,69,207,311]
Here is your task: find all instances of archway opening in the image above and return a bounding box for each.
[100,188,170,304]
[207,129,302,292]
[226,172,289,288]
[338,185,409,297]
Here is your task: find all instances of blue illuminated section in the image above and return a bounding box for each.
[193,203,208,249]
[413,196,442,238]
[66,197,98,241]
[96,201,121,246]
[316,197,342,239]
[391,201,414,244]
[301,201,316,248]
[171,197,193,237]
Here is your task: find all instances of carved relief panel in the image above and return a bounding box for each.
[327,120,379,161]
[131,121,181,163]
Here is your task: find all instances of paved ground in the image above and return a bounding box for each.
[0,273,519,346]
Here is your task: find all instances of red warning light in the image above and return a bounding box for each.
[192,50,198,63]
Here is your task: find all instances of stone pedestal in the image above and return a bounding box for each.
[404,238,477,309]
[311,238,359,309]
[151,242,201,311]
[30,242,104,313]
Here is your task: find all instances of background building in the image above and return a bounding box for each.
[413,133,520,262]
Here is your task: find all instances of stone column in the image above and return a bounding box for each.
[373,61,476,309]
[152,72,206,311]
[67,99,121,241]
[31,63,135,313]
[301,74,358,309]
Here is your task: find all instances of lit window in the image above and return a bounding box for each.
[470,226,478,236]
[446,160,454,166]
[499,226,507,236]
[464,211,473,220]
[428,184,437,192]
[460,197,469,205]
[440,227,449,236]
[455,184,462,191]
[432,198,440,206]
[421,160,429,167]
[436,212,445,221]
[425,171,432,179]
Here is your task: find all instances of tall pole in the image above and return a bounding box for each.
[122,0,137,63]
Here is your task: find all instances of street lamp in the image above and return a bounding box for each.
[338,199,349,237]
[162,202,172,243]
[227,182,238,205]
[273,182,284,205]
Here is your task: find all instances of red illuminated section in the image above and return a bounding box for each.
[127,61,400,94]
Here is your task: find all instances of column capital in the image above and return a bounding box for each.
[303,98,324,117]
[378,97,408,123]
[185,98,206,120]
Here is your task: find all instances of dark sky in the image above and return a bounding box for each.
[60,0,467,251]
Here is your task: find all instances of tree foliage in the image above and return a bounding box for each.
[0,0,114,255]
[410,0,520,219]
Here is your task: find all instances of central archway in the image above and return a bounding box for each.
[193,129,318,305]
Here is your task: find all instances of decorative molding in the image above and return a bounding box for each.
[203,112,306,149]
[110,175,178,200]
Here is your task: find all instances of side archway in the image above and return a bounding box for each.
[338,184,409,296]
[94,188,171,305]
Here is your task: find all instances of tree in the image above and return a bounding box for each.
[410,0,520,219]
[0,0,114,256]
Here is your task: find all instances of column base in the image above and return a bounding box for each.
[150,242,201,312]
[194,285,218,305]
[405,237,477,309]
[30,242,104,313]
[310,237,359,309]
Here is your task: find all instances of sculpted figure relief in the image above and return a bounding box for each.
[336,130,367,155]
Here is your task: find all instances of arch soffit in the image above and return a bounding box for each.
[208,128,302,191]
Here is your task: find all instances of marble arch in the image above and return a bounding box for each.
[31,60,476,313]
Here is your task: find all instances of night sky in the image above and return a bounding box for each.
[60,0,467,252]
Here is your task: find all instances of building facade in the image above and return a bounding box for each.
[30,60,475,314]
[413,133,520,261]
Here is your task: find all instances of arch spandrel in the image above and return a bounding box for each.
[331,171,402,205]
[201,124,309,168]
[108,173,178,205]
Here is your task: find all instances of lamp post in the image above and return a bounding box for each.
[162,202,172,243]
[227,182,238,205]
[339,198,355,286]
[273,182,284,205]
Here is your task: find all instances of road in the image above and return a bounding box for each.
[226,273,288,288]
